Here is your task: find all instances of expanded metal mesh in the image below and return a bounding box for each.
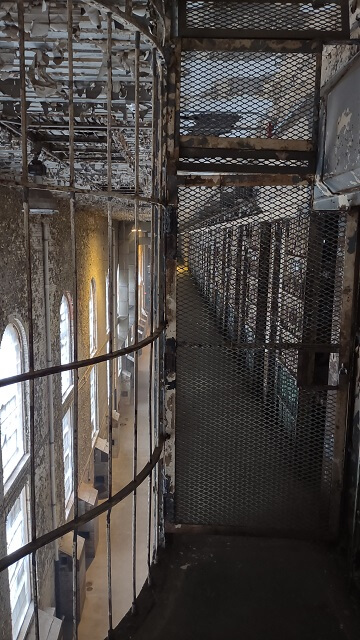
[181,0,344,34]
[180,51,317,140]
[176,185,345,536]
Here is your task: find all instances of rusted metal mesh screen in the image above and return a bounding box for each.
[181,0,344,34]
[180,51,317,141]
[178,155,311,172]
[175,185,345,536]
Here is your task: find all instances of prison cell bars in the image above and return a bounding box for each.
[0,4,167,640]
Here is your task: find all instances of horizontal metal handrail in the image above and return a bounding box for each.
[0,323,165,388]
[0,438,165,573]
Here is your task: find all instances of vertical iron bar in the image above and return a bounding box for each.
[330,209,359,537]
[106,11,114,634]
[67,1,79,636]
[153,63,164,559]
[147,48,158,582]
[161,33,180,547]
[311,47,323,178]
[18,3,39,638]
[132,29,140,614]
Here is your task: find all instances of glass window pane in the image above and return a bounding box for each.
[62,409,73,507]
[60,296,73,399]
[6,489,31,639]
[0,325,25,484]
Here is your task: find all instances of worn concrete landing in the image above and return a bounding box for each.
[114,534,360,640]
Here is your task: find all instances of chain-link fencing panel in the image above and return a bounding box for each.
[180,50,317,141]
[179,0,347,38]
[175,185,345,537]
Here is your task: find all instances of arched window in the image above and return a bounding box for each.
[6,488,31,639]
[117,264,121,318]
[0,324,26,485]
[62,408,73,508]
[60,295,73,399]
[89,278,97,356]
[105,271,109,334]
[90,366,98,438]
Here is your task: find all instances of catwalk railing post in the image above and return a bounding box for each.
[147,47,158,583]
[163,37,180,526]
[106,10,114,634]
[153,60,164,557]
[67,1,79,635]
[132,29,140,615]
[330,208,359,538]
[18,2,40,638]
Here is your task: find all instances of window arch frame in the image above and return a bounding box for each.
[106,270,110,335]
[1,320,32,638]
[89,277,97,357]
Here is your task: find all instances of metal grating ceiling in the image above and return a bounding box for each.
[0,1,164,197]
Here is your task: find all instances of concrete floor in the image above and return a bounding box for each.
[78,346,154,640]
[114,534,360,640]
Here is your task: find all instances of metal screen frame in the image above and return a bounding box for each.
[178,0,350,40]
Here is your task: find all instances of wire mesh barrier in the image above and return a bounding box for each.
[180,51,317,140]
[178,47,321,175]
[175,185,347,537]
[178,0,349,38]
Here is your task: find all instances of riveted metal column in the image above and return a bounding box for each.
[163,36,181,526]
[106,11,114,634]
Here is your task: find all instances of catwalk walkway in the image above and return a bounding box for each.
[115,534,360,640]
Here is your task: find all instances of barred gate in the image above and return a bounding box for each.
[172,1,354,538]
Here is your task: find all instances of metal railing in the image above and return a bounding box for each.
[0,2,167,639]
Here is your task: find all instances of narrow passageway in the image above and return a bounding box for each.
[118,535,360,640]
[78,346,152,639]
[176,269,325,535]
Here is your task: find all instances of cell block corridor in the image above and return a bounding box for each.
[175,185,347,537]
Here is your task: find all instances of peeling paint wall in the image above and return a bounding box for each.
[0,186,119,636]
[321,44,360,87]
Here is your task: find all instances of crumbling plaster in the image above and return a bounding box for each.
[0,185,123,637]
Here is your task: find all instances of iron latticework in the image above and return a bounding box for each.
[175,185,346,536]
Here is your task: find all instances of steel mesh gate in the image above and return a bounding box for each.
[171,1,353,538]
[176,185,347,536]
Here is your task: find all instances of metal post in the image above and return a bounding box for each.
[67,1,79,635]
[162,34,180,539]
[106,11,114,634]
[147,47,158,582]
[132,29,140,615]
[18,3,40,638]
[330,209,359,537]
[153,62,164,559]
